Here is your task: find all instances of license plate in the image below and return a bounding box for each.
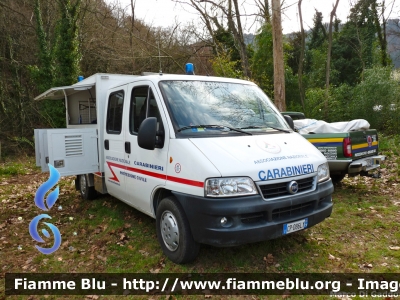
[283,218,308,235]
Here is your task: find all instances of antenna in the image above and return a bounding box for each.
[152,40,170,74]
[158,41,162,74]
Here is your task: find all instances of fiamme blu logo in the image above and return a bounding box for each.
[29,164,62,254]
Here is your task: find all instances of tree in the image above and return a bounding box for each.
[271,0,285,111]
[173,0,251,77]
[0,0,215,153]
[251,24,274,96]
[330,22,363,86]
[325,0,340,118]
[328,0,386,86]
[297,0,305,110]
[31,0,55,93]
[29,0,82,128]
[255,0,270,23]
[0,0,41,152]
[347,0,386,70]
[371,0,390,66]
[54,0,82,86]
[309,10,327,51]
[232,0,251,77]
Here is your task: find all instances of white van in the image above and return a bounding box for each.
[34,72,334,263]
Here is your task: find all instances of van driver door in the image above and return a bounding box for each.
[122,81,169,216]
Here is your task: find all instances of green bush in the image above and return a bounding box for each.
[329,84,354,122]
[304,87,325,119]
[0,162,29,176]
[303,86,355,122]
[302,67,399,134]
[352,67,400,132]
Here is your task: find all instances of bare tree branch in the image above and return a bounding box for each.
[298,0,305,110]
[325,0,340,118]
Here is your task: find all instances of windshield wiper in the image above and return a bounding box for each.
[240,126,291,133]
[177,125,252,135]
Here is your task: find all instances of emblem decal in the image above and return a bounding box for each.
[175,163,182,173]
[256,139,281,154]
[367,136,372,147]
[287,181,299,194]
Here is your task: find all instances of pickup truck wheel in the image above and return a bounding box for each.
[156,196,199,264]
[331,174,346,184]
[78,174,97,200]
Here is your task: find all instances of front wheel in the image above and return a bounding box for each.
[156,196,199,264]
[78,174,97,200]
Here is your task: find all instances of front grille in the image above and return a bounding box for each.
[240,212,265,224]
[258,176,315,199]
[272,201,314,221]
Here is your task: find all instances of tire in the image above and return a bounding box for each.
[331,173,346,184]
[78,174,97,200]
[156,196,200,264]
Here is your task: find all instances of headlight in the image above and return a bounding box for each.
[205,177,258,197]
[317,162,330,182]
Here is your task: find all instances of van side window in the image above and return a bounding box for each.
[106,91,124,134]
[130,87,163,134]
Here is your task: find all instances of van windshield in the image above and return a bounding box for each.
[159,80,290,135]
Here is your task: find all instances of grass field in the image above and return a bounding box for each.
[1,135,399,299]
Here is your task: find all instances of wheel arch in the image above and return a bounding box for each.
[152,187,173,216]
[86,173,95,187]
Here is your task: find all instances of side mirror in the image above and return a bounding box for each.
[138,117,157,150]
[283,115,295,131]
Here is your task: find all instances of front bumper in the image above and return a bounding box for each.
[173,179,334,246]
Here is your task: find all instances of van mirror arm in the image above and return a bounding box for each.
[155,130,165,148]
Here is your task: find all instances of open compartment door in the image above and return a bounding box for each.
[34,128,99,176]
[34,129,50,172]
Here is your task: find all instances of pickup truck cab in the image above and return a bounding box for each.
[34,73,334,263]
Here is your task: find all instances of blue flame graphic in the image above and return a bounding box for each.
[34,164,60,211]
[30,164,62,254]
[29,214,61,254]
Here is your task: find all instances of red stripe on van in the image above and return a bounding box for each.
[167,175,204,188]
[106,161,203,188]
[106,161,120,182]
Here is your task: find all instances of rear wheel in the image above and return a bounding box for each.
[78,174,97,200]
[156,196,199,264]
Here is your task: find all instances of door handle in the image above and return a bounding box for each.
[104,139,109,150]
[125,141,131,154]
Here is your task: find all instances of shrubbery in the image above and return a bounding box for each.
[292,66,400,133]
